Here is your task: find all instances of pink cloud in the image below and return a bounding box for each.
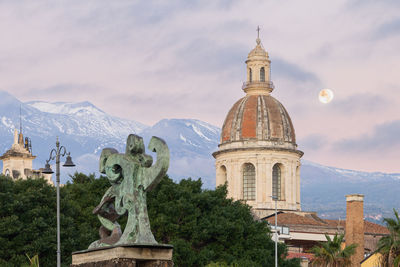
[0,0,399,172]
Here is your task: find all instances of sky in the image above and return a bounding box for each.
[0,0,399,173]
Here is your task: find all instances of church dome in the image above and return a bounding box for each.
[221,94,296,145]
[214,31,303,214]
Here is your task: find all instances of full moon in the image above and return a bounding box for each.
[319,89,334,104]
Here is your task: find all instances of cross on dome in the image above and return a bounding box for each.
[256,26,261,45]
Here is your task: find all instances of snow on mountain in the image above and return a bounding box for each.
[25,100,148,138]
[140,119,220,188]
[27,101,106,116]
[302,160,400,182]
[0,91,148,182]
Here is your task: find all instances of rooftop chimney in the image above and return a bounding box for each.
[346,194,364,267]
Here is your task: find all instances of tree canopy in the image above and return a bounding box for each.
[0,176,57,266]
[0,174,300,267]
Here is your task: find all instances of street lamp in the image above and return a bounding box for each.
[272,194,278,267]
[42,137,75,267]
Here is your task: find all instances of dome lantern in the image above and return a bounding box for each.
[243,28,274,95]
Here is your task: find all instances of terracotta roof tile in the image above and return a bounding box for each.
[325,219,389,235]
[221,98,243,142]
[265,213,327,226]
[265,214,389,235]
[220,95,296,144]
[241,95,257,139]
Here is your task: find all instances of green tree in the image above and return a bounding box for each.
[376,209,400,267]
[0,176,57,266]
[0,173,300,267]
[147,177,299,267]
[311,233,357,267]
[60,173,111,263]
[0,173,109,267]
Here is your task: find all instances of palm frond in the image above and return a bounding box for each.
[311,233,356,267]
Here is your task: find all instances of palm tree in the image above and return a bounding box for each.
[311,233,357,267]
[23,254,39,267]
[377,209,400,267]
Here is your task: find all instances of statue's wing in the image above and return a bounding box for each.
[142,136,169,191]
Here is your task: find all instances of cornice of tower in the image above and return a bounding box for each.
[242,81,274,95]
[212,145,304,159]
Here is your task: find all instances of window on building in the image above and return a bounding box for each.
[243,163,256,200]
[249,68,253,82]
[260,67,265,82]
[282,226,290,235]
[272,164,281,200]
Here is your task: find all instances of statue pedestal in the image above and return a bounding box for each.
[71,244,173,267]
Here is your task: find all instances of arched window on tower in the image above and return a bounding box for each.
[272,164,281,200]
[243,163,256,200]
[260,67,265,82]
[249,68,253,82]
[217,165,227,185]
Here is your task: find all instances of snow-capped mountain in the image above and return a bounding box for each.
[0,91,221,187]
[0,91,147,176]
[25,100,147,139]
[0,90,399,221]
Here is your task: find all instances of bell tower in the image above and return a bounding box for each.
[0,128,53,184]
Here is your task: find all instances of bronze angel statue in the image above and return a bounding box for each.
[89,134,169,248]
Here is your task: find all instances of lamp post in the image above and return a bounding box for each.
[272,195,278,267]
[42,137,75,267]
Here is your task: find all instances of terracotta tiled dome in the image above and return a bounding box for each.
[221,94,296,144]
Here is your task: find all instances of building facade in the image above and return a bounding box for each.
[0,129,53,184]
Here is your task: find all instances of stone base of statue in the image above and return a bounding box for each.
[71,244,173,267]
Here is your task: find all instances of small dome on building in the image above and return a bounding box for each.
[247,38,269,59]
[221,94,296,145]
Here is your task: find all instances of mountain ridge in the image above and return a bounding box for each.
[0,91,398,221]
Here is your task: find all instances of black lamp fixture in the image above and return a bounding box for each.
[42,161,54,174]
[63,153,75,167]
